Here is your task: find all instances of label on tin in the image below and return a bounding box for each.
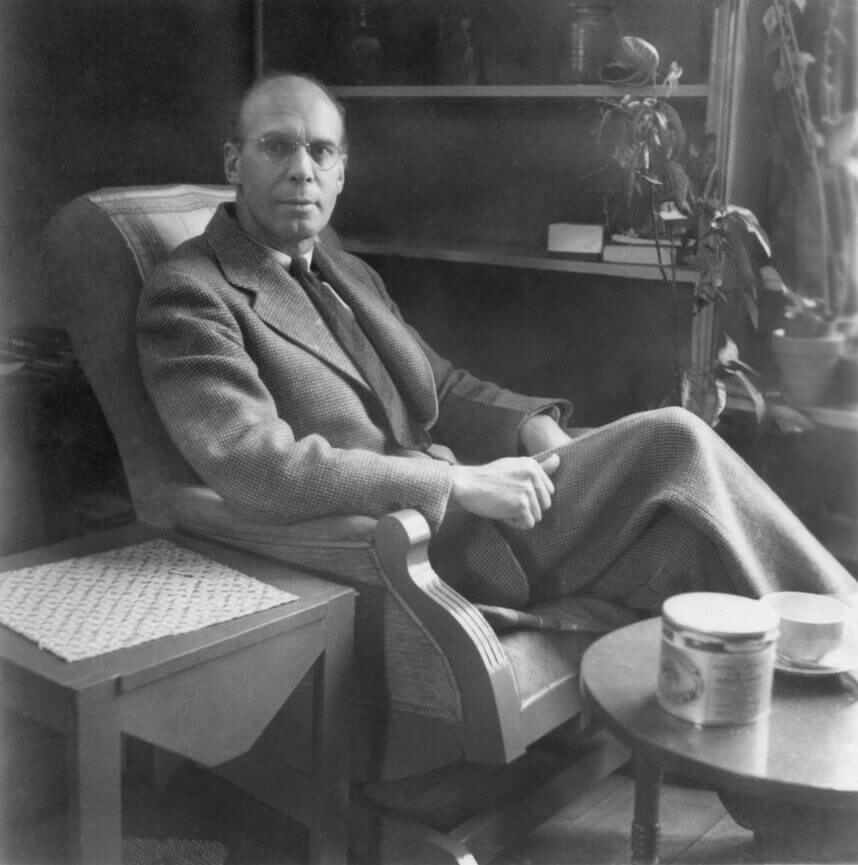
[657,638,774,725]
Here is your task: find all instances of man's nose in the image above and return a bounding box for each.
[286,143,315,183]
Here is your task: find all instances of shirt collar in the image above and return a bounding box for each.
[268,246,314,271]
[236,222,314,270]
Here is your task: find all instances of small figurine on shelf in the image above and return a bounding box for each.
[345,0,383,85]
[438,6,482,86]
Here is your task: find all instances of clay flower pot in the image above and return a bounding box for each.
[771,328,845,406]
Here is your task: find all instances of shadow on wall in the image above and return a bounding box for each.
[0,0,254,330]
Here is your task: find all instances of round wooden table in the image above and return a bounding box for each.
[581,617,858,864]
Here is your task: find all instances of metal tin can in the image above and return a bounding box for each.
[657,593,780,726]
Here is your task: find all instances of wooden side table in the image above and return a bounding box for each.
[0,523,355,865]
[581,617,858,865]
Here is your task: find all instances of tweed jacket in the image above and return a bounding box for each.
[137,204,570,532]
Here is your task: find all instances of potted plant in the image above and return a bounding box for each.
[762,0,858,406]
[596,37,772,425]
[768,271,847,405]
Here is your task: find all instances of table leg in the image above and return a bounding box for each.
[631,753,663,865]
[309,595,354,865]
[67,694,122,865]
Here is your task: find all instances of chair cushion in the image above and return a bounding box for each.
[492,597,643,706]
[499,628,596,707]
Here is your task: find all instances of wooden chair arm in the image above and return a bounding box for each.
[373,511,527,765]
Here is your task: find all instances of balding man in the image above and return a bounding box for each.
[138,74,855,612]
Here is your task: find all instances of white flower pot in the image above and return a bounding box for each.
[771,328,845,406]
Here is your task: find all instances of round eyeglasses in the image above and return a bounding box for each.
[242,134,345,171]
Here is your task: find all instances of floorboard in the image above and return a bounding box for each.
[5,766,813,865]
[493,773,755,865]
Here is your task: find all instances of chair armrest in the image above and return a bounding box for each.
[167,484,382,582]
[169,484,377,541]
[374,510,527,764]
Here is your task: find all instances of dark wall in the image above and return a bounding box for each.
[269,1,710,423]
[364,256,691,427]
[0,0,254,329]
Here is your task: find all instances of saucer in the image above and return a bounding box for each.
[774,616,858,676]
[775,639,858,676]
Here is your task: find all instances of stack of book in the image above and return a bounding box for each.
[601,234,684,266]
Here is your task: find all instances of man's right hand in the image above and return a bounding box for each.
[449,453,561,530]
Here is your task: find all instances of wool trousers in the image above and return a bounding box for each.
[431,407,855,613]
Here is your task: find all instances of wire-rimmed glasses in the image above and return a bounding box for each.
[242,134,345,171]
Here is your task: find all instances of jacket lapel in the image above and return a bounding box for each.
[204,205,438,428]
[205,206,368,388]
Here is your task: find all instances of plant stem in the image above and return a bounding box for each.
[773,0,831,309]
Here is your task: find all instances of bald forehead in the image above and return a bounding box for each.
[239,76,344,141]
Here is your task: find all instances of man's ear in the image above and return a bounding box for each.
[335,157,346,194]
[224,141,241,185]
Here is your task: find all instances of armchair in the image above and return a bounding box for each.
[40,185,630,863]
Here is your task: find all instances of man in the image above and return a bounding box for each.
[137,73,854,613]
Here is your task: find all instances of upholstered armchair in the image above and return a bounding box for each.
[41,185,631,863]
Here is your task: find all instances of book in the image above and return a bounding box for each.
[546,223,604,258]
[609,233,682,247]
[602,243,682,266]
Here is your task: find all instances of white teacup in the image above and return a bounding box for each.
[761,591,850,664]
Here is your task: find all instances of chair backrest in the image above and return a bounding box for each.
[39,183,340,527]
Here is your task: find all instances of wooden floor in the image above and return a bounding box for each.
[4,764,771,865]
[7,720,857,865]
[494,770,759,865]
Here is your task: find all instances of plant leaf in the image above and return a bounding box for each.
[721,227,758,292]
[760,264,788,293]
[797,51,816,71]
[717,334,741,367]
[656,101,686,154]
[731,369,766,423]
[619,36,660,78]
[664,160,691,211]
[825,111,858,165]
[724,206,772,257]
[741,289,760,329]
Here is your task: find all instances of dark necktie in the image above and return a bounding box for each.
[288,257,429,451]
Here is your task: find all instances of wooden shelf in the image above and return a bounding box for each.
[331,84,710,100]
[340,237,699,284]
[727,395,858,432]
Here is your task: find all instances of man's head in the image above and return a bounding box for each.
[224,74,347,256]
